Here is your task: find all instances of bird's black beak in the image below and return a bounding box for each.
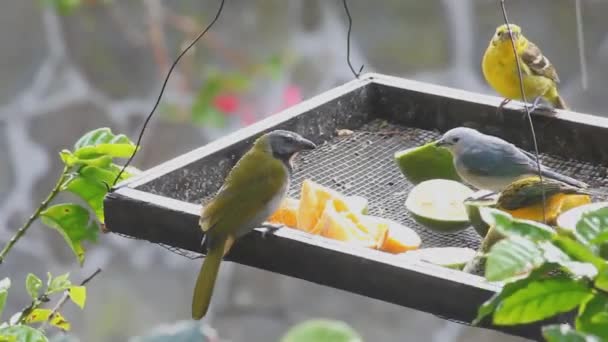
[298,138,316,151]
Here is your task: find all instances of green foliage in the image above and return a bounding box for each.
[40,205,98,265]
[576,294,608,340]
[0,127,131,341]
[47,273,71,295]
[475,207,608,341]
[67,287,86,310]
[280,319,363,342]
[0,325,47,342]
[0,279,11,320]
[481,208,555,241]
[485,236,544,281]
[41,0,81,15]
[25,275,42,301]
[493,277,591,325]
[543,324,600,342]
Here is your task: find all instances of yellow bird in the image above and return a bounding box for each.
[482,24,567,111]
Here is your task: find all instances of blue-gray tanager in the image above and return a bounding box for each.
[436,127,588,192]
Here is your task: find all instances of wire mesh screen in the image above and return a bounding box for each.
[287,119,608,250]
[135,119,608,260]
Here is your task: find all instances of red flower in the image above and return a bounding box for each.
[213,94,240,114]
[283,85,302,107]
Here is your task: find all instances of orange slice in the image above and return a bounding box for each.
[268,197,299,228]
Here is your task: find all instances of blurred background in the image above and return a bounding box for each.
[1,0,607,341]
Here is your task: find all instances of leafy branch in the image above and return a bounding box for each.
[0,128,137,342]
[474,207,608,341]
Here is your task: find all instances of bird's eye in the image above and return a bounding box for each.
[497,31,502,37]
[452,137,460,143]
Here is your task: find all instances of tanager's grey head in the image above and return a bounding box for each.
[436,127,481,155]
[256,130,316,164]
[492,24,523,46]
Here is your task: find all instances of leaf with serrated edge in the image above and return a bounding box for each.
[494,277,591,325]
[485,236,544,281]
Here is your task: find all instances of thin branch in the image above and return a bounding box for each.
[112,0,226,186]
[342,0,364,78]
[41,268,103,331]
[499,0,546,223]
[575,0,588,89]
[0,166,69,264]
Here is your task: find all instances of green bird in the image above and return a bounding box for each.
[192,130,316,320]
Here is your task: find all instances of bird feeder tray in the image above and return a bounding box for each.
[104,73,608,340]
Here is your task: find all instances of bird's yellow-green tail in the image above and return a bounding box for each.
[192,238,225,320]
[546,87,568,110]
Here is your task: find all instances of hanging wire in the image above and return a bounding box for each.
[342,0,364,78]
[575,0,588,90]
[499,0,546,223]
[112,0,227,187]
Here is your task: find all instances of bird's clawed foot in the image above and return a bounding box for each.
[260,223,282,238]
[496,98,512,115]
[464,190,498,203]
[521,96,556,116]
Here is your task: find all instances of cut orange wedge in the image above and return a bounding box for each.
[379,219,422,253]
[268,197,299,228]
[317,200,378,248]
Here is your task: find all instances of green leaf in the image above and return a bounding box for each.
[280,319,363,342]
[553,235,606,270]
[73,128,135,159]
[576,207,608,246]
[0,334,17,342]
[25,274,42,300]
[485,236,544,281]
[539,242,598,279]
[473,264,556,325]
[59,151,112,169]
[48,273,71,294]
[0,325,48,342]
[543,324,601,342]
[192,106,226,128]
[24,309,70,331]
[493,277,592,325]
[595,267,608,292]
[480,208,555,241]
[577,293,608,340]
[64,165,122,222]
[67,286,86,309]
[0,278,11,319]
[40,204,98,265]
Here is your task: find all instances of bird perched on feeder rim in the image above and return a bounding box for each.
[192,130,316,320]
[482,24,567,112]
[436,127,587,192]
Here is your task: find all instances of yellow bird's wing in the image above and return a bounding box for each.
[520,41,560,84]
[199,148,288,238]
